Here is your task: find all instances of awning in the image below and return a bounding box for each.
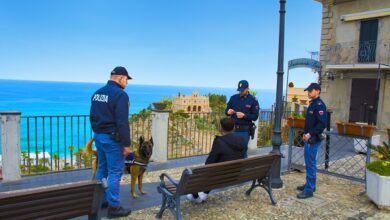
[326,64,390,70]
[341,8,390,22]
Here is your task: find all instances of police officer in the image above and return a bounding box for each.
[297,82,327,199]
[90,66,132,217]
[225,80,260,157]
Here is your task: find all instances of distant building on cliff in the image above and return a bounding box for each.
[172,92,212,113]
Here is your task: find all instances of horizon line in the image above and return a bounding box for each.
[0,78,278,91]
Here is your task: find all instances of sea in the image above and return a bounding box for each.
[0,79,276,160]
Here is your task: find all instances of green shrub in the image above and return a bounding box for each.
[292,112,305,119]
[367,160,390,176]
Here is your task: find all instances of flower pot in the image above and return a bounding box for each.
[152,102,167,110]
[299,99,307,105]
[287,117,305,129]
[387,128,390,139]
[366,169,390,210]
[292,97,298,102]
[336,122,375,138]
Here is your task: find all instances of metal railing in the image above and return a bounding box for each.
[17,110,310,173]
[257,110,305,146]
[167,112,225,159]
[287,127,372,182]
[20,113,151,175]
[322,40,390,65]
[21,115,93,175]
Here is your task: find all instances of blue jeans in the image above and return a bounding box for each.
[235,131,250,158]
[303,141,320,193]
[94,134,125,207]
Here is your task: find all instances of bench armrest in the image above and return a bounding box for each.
[159,173,179,187]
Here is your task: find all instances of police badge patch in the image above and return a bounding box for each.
[319,110,324,115]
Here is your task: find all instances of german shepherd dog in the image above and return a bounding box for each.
[85,136,153,199]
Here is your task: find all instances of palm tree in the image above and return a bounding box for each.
[74,148,84,168]
[21,151,28,167]
[68,146,74,168]
[53,154,59,171]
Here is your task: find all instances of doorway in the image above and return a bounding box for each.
[349,78,379,124]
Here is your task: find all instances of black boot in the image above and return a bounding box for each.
[101,202,108,209]
[296,185,316,192]
[297,191,313,199]
[107,206,131,218]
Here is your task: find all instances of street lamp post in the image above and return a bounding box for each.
[270,0,286,188]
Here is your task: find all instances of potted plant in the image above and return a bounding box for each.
[299,99,308,105]
[366,142,390,210]
[292,95,298,102]
[336,122,375,138]
[152,102,167,110]
[288,82,294,88]
[287,112,305,129]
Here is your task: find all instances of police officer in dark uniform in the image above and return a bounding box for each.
[225,80,260,157]
[297,82,327,199]
[90,66,132,217]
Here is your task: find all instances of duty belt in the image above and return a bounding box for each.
[235,125,250,131]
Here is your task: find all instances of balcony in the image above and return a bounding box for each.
[322,40,390,65]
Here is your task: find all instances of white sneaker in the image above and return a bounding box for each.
[186,194,203,203]
[198,192,208,201]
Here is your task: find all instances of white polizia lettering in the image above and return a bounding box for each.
[93,94,109,103]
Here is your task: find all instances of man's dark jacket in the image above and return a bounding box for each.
[205,133,247,164]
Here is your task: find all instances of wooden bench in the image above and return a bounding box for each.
[156,153,280,220]
[0,180,103,220]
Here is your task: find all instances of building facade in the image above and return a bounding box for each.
[316,0,390,130]
[172,92,212,113]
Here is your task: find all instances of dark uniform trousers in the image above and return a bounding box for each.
[303,97,327,193]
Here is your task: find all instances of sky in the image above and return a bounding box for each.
[0,0,322,89]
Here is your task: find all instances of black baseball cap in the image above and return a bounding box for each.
[237,80,249,92]
[111,66,132,80]
[304,82,321,91]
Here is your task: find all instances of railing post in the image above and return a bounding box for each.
[325,109,332,170]
[150,110,169,162]
[0,112,22,182]
[248,119,259,151]
[287,127,293,171]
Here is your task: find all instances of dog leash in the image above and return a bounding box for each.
[125,159,148,167]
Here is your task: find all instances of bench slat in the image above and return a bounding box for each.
[0,190,93,211]
[0,185,96,204]
[7,206,92,220]
[0,181,102,220]
[0,194,93,218]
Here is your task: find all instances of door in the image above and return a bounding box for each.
[358,19,378,63]
[349,79,379,124]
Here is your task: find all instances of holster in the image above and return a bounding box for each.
[308,134,323,144]
[249,123,256,140]
[111,132,121,142]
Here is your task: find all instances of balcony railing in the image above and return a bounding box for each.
[322,40,390,65]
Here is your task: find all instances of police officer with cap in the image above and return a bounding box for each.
[225,80,260,157]
[297,82,327,199]
[90,66,132,217]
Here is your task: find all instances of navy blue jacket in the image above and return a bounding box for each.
[205,133,247,164]
[304,96,327,139]
[90,80,131,147]
[225,94,260,126]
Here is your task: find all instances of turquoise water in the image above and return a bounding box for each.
[0,79,276,159]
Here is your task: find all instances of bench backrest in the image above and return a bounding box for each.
[0,180,102,220]
[178,153,279,195]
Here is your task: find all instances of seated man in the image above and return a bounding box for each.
[187,117,247,203]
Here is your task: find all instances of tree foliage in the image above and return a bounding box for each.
[208,93,227,113]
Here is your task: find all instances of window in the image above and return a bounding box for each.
[358,19,378,63]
